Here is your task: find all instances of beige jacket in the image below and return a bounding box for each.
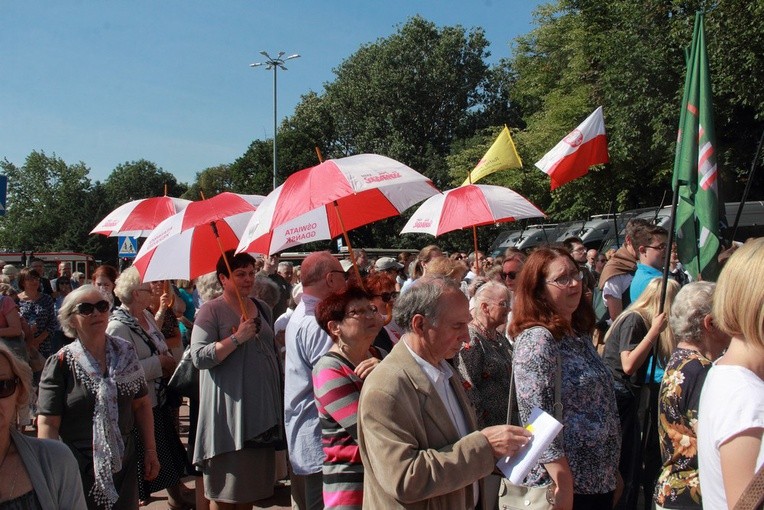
[358,341,494,509]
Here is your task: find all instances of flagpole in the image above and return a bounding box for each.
[729,128,764,243]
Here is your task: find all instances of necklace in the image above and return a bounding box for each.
[0,440,16,501]
[471,319,500,343]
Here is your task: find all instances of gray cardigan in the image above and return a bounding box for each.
[11,428,86,509]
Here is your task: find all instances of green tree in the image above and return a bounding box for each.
[101,159,187,207]
[0,151,99,253]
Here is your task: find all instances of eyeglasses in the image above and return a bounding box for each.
[75,300,110,316]
[345,305,378,319]
[490,300,510,308]
[0,377,19,399]
[571,246,586,253]
[329,270,349,281]
[546,271,584,288]
[646,243,667,251]
[501,271,519,281]
[374,291,399,303]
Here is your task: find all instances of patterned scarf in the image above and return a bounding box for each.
[64,335,145,509]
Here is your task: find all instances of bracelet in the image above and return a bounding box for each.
[230,334,240,347]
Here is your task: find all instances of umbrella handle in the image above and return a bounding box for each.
[210,221,249,320]
[333,201,365,290]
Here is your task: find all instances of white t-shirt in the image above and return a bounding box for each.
[601,273,632,300]
[697,364,764,509]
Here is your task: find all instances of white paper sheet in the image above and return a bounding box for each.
[496,407,563,484]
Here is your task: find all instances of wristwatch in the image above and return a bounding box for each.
[230,334,240,347]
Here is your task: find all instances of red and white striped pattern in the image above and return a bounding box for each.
[401,184,545,237]
[236,154,438,255]
[133,192,265,282]
[91,196,191,237]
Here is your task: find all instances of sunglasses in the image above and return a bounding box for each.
[75,300,110,316]
[502,271,519,281]
[0,377,19,399]
[374,291,399,303]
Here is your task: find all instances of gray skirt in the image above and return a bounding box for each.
[202,447,276,503]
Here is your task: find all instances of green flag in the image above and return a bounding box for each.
[672,12,721,281]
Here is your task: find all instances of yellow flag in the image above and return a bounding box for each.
[461,125,523,186]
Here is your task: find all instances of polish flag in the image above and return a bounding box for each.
[535,106,609,190]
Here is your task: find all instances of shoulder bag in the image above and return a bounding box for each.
[167,347,198,401]
[497,349,562,510]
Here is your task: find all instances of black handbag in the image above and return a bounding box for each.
[167,347,199,401]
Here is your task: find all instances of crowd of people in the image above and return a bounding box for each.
[0,230,761,510]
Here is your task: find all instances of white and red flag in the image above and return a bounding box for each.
[535,106,609,189]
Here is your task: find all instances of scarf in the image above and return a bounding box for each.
[598,245,637,290]
[64,335,145,509]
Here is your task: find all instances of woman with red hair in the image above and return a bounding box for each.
[509,247,620,510]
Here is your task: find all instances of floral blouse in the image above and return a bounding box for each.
[19,293,57,358]
[653,348,711,509]
[453,323,513,428]
[513,326,620,494]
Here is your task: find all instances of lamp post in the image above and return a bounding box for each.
[250,51,300,191]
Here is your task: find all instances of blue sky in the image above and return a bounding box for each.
[1,1,545,185]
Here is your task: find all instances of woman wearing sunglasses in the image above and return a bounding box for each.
[37,285,158,509]
[0,342,86,508]
[364,272,402,353]
[313,286,385,510]
[510,247,620,510]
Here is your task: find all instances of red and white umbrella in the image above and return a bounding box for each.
[133,192,265,282]
[236,154,439,255]
[91,196,192,237]
[401,184,545,236]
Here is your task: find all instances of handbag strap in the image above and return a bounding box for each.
[734,464,764,510]
[507,346,562,425]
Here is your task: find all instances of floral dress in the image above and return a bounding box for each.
[653,348,711,509]
[19,293,57,358]
[513,326,621,494]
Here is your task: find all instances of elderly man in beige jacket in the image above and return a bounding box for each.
[358,276,531,509]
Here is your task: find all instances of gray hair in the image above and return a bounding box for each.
[393,276,460,333]
[196,271,222,303]
[474,281,509,306]
[0,342,33,418]
[278,261,293,271]
[113,266,143,305]
[669,281,716,345]
[253,276,280,309]
[58,285,102,338]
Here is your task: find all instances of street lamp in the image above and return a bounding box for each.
[250,51,300,191]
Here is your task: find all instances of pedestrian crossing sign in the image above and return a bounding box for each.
[118,236,138,258]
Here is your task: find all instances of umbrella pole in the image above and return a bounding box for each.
[333,201,365,289]
[472,225,481,276]
[210,221,249,320]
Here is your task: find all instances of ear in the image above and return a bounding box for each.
[327,320,342,339]
[411,314,426,336]
[702,313,714,332]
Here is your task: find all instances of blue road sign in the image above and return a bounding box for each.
[118,236,138,258]
[0,175,7,217]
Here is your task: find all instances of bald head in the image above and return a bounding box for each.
[300,251,346,299]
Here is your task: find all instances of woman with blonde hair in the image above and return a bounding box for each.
[602,277,680,509]
[698,238,764,509]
